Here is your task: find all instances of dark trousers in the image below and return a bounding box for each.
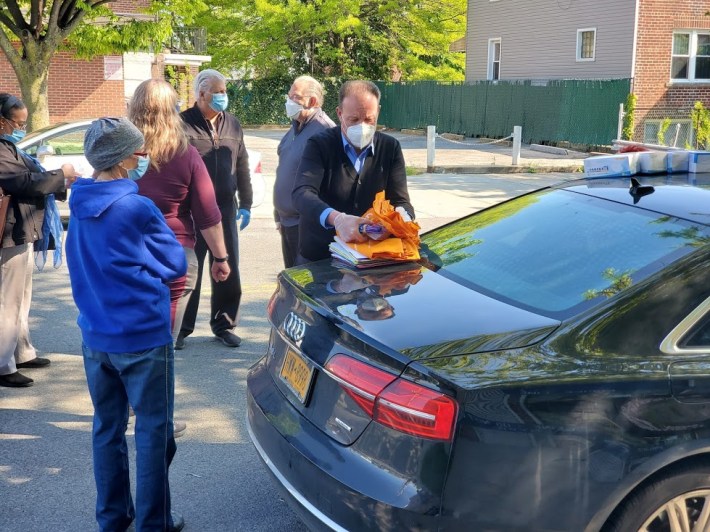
[279,223,299,269]
[179,204,241,337]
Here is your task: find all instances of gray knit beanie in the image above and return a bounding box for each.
[84,117,144,172]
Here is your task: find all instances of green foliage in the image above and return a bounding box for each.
[196,0,466,82]
[622,93,636,140]
[583,268,634,300]
[691,100,710,150]
[657,118,671,146]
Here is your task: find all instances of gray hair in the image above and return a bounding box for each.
[293,75,325,107]
[339,80,381,105]
[194,69,227,99]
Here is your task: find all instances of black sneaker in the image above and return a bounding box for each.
[16,357,51,369]
[169,511,185,532]
[174,333,185,350]
[215,330,241,348]
[0,371,34,387]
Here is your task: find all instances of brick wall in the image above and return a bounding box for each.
[633,0,710,141]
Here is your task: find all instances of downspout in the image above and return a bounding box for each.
[630,0,641,93]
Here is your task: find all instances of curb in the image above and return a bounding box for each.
[422,165,584,174]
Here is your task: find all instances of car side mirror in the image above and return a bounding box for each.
[36,144,55,160]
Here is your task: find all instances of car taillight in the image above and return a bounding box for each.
[325,354,458,442]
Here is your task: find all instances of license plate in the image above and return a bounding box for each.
[279,348,315,404]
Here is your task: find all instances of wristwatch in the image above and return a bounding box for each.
[214,254,229,263]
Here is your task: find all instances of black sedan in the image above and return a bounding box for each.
[247,174,710,532]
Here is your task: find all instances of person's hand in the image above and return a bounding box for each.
[334,212,368,243]
[210,261,231,283]
[61,163,79,187]
[395,206,412,222]
[237,209,251,230]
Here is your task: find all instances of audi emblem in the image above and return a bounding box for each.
[283,312,307,344]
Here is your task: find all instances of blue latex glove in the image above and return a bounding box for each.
[237,208,251,230]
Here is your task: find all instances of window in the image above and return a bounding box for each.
[487,38,501,81]
[421,189,708,317]
[672,31,710,81]
[577,28,596,61]
[643,119,693,148]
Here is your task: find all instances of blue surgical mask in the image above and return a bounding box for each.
[2,129,25,144]
[128,155,150,181]
[209,93,229,113]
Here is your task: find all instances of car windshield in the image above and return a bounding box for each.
[421,188,709,318]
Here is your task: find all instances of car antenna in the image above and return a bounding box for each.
[629,177,655,204]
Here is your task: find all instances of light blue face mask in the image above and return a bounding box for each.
[2,129,26,144]
[209,93,229,113]
[128,155,150,181]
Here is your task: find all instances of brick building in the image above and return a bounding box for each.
[0,0,209,125]
[464,0,710,145]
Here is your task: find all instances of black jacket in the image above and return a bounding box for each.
[0,138,66,248]
[180,105,253,211]
[292,127,414,262]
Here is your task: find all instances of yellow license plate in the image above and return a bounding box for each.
[279,348,315,404]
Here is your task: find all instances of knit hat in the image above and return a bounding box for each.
[84,117,144,172]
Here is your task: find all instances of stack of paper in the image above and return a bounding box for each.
[329,237,404,269]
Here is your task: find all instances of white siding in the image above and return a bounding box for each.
[465,0,636,81]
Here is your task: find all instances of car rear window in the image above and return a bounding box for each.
[421,189,709,318]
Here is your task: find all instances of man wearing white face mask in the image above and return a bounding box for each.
[292,80,414,263]
[179,69,252,349]
[274,76,335,268]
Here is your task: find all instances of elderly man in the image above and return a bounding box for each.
[178,69,252,349]
[292,80,414,263]
[274,75,335,268]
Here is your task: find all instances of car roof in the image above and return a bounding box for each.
[560,174,710,226]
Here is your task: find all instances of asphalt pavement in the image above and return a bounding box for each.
[0,129,581,531]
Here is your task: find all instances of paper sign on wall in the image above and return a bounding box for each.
[103,56,123,81]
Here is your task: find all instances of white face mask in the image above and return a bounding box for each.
[346,123,376,149]
[285,98,303,120]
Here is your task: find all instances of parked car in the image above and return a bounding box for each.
[17,119,264,219]
[247,174,710,532]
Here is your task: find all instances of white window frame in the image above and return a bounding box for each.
[671,30,710,82]
[487,38,501,81]
[576,28,596,62]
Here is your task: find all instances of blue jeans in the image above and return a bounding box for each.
[82,343,177,532]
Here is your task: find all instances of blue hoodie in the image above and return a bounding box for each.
[66,178,187,353]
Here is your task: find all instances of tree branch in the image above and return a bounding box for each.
[3,0,29,31]
[0,10,22,36]
[0,25,25,73]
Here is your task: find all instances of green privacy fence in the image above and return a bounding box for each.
[375,79,632,146]
[227,77,630,146]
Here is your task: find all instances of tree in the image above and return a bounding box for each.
[0,1,205,130]
[197,0,467,81]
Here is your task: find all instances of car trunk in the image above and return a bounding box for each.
[264,260,560,446]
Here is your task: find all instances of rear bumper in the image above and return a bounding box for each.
[246,357,441,532]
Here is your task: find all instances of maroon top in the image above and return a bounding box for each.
[137,145,221,249]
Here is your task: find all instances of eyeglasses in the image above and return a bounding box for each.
[4,117,26,131]
[133,151,148,157]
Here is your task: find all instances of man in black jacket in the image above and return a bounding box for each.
[292,80,414,263]
[178,69,252,349]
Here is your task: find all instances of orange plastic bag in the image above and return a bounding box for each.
[349,191,421,261]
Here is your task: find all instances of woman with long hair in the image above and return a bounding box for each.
[128,79,230,345]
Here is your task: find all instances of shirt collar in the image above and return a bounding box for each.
[340,129,375,157]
